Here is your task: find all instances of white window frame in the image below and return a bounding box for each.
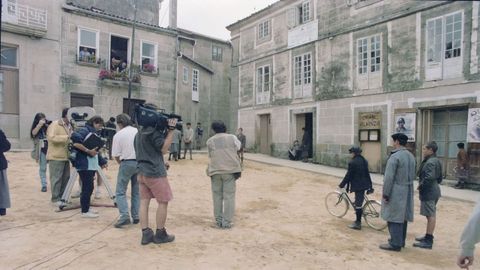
[108,33,130,71]
[183,66,189,83]
[192,69,199,102]
[77,27,99,64]
[300,1,311,24]
[293,53,312,98]
[256,65,271,105]
[287,0,313,28]
[0,45,17,68]
[212,45,223,62]
[356,34,381,76]
[140,40,158,73]
[258,20,270,40]
[425,11,464,81]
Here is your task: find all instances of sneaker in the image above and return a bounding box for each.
[94,190,102,199]
[114,218,131,228]
[71,190,81,198]
[41,186,47,192]
[133,218,140,224]
[415,235,426,242]
[153,228,175,244]
[413,240,433,249]
[141,228,154,245]
[81,211,99,218]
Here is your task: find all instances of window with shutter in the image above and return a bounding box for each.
[425,11,463,81]
[286,1,312,29]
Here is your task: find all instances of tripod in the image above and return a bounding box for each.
[58,167,116,211]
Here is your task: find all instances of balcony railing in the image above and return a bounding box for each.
[2,0,47,36]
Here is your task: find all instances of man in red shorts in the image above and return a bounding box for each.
[134,103,177,245]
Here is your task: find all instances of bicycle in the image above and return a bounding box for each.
[325,189,387,231]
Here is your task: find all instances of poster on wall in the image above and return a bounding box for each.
[467,107,480,143]
[394,113,416,142]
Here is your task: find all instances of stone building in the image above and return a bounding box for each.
[1,0,232,148]
[227,0,480,182]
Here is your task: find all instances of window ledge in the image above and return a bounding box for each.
[98,79,141,88]
[76,61,100,68]
[139,71,159,77]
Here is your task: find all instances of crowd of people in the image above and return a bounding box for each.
[0,106,480,268]
[0,106,244,245]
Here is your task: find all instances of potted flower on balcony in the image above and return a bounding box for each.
[142,63,156,73]
[98,69,112,80]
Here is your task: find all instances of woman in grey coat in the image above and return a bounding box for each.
[380,133,415,252]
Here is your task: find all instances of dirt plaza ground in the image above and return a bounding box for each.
[0,152,477,270]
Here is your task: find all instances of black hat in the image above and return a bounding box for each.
[391,133,408,144]
[348,146,362,154]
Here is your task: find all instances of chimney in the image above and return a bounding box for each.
[169,0,177,29]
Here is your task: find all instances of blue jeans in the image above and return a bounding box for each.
[39,151,47,188]
[115,161,139,221]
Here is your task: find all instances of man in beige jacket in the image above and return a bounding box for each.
[206,121,242,229]
[46,108,72,203]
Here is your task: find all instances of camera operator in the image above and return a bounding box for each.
[30,112,51,192]
[71,116,108,218]
[134,103,177,245]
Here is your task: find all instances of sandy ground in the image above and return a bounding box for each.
[0,151,478,270]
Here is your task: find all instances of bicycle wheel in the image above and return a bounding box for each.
[363,200,387,231]
[325,191,349,218]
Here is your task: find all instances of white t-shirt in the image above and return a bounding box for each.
[111,126,137,160]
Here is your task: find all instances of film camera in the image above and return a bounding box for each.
[67,106,96,129]
[134,104,182,132]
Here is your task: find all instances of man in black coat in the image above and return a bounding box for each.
[339,146,374,230]
[0,129,11,216]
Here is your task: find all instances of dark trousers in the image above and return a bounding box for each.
[78,170,96,213]
[388,221,408,248]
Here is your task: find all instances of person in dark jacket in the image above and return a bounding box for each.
[104,117,116,160]
[413,141,442,249]
[71,116,108,218]
[134,103,177,245]
[30,112,50,192]
[0,129,11,216]
[339,146,373,230]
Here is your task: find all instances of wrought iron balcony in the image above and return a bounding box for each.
[1,0,48,37]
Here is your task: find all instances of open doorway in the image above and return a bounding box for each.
[110,35,129,72]
[295,113,313,159]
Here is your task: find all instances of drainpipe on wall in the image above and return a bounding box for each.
[173,37,180,113]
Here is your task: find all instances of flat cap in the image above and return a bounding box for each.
[391,132,408,142]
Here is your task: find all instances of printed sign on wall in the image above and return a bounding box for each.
[394,112,416,142]
[359,112,381,129]
[467,107,480,143]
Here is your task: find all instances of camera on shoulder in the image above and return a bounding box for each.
[134,104,182,133]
